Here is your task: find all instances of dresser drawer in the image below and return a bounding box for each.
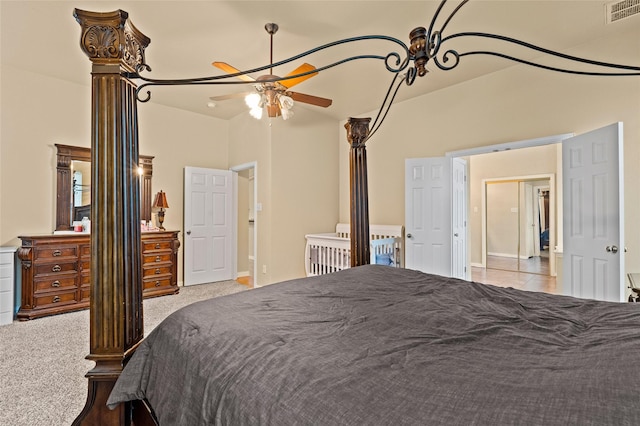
[142,239,173,252]
[143,252,172,265]
[80,258,91,272]
[34,245,77,261]
[80,286,90,301]
[33,290,78,308]
[143,265,172,278]
[34,276,77,293]
[143,277,172,291]
[79,244,91,258]
[34,261,78,276]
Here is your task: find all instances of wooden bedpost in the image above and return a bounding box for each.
[73,9,150,426]
[345,117,371,267]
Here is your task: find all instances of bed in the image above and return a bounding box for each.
[305,224,404,276]
[107,265,640,425]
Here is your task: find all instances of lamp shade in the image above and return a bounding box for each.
[153,190,169,209]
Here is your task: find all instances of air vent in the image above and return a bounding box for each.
[606,0,640,24]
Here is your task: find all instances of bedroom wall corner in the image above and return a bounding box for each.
[270,109,340,283]
[229,108,340,285]
[228,112,274,286]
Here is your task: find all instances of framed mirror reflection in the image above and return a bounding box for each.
[55,144,154,231]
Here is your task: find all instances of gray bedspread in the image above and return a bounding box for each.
[107,265,640,425]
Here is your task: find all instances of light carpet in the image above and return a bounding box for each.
[0,280,248,426]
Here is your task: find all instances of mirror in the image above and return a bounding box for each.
[55,144,154,231]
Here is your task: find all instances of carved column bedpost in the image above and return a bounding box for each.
[73,9,150,426]
[345,117,372,267]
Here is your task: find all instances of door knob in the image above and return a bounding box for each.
[407,233,412,238]
[454,233,459,237]
[186,230,191,235]
[606,245,619,254]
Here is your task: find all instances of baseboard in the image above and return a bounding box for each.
[470,262,484,268]
[237,271,249,278]
[487,252,518,259]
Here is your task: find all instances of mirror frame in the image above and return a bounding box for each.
[55,143,154,230]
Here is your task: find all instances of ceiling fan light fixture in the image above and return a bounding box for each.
[245,92,261,109]
[279,94,294,110]
[279,94,294,120]
[249,105,263,120]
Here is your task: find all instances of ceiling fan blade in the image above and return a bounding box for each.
[279,63,318,88]
[288,91,333,108]
[212,62,255,82]
[209,92,251,102]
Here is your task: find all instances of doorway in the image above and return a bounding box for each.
[484,176,553,277]
[231,162,257,288]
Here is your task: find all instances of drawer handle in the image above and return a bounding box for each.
[155,243,161,249]
[53,250,62,257]
[52,280,61,288]
[154,269,161,275]
[52,296,60,303]
[155,256,161,262]
[155,280,161,287]
[52,265,62,272]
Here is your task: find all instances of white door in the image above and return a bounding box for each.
[405,157,452,277]
[184,167,235,286]
[562,123,624,302]
[452,158,468,280]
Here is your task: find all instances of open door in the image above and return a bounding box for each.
[562,123,624,302]
[405,156,468,279]
[405,157,452,277]
[184,167,235,286]
[452,157,469,280]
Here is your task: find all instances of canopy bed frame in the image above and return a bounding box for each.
[70,3,639,425]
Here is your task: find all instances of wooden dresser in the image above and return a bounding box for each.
[17,231,180,320]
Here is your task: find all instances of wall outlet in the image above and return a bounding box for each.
[262,264,267,274]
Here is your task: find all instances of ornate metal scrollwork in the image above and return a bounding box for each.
[114,0,638,143]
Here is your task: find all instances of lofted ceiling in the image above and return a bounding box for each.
[2,1,639,121]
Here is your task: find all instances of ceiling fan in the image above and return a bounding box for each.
[210,23,332,120]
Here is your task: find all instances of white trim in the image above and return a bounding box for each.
[446,133,574,158]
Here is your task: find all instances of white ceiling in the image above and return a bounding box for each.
[2,1,639,121]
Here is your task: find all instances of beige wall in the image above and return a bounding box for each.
[0,64,229,285]
[270,111,340,283]
[1,65,91,243]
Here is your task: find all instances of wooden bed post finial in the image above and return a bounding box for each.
[345,117,371,267]
[73,9,150,426]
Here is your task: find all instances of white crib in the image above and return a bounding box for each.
[305,223,404,277]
